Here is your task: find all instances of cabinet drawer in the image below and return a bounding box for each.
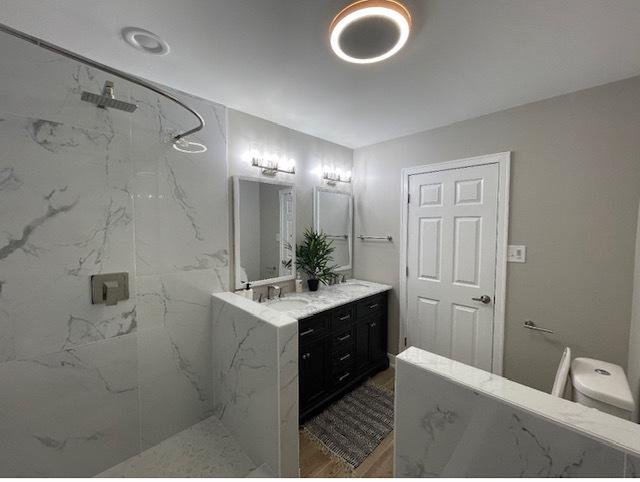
[331,326,355,351]
[331,347,355,371]
[332,367,355,388]
[331,305,354,330]
[299,314,329,345]
[356,294,385,320]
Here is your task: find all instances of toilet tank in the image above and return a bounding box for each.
[570,357,635,420]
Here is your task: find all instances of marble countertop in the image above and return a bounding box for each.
[213,291,298,328]
[262,278,392,320]
[397,346,640,458]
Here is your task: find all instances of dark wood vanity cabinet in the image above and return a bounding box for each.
[299,291,389,422]
[299,336,329,409]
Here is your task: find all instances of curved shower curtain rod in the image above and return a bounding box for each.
[0,22,204,142]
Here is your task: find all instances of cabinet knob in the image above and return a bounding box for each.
[302,352,311,360]
[370,322,377,328]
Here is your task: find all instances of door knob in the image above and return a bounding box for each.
[472,295,491,304]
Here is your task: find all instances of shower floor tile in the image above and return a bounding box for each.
[96,415,256,478]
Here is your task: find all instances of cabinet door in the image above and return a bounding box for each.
[367,316,386,362]
[299,337,328,409]
[356,320,370,370]
[357,314,385,369]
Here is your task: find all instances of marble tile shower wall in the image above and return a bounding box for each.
[0,34,228,476]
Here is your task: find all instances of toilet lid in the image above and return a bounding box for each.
[570,357,635,412]
[551,347,571,398]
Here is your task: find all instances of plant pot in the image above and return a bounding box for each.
[307,279,320,292]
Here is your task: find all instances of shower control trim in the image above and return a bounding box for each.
[91,272,130,306]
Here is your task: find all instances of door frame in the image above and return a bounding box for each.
[399,152,511,375]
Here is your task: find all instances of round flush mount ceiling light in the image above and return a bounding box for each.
[122,27,170,55]
[329,0,412,64]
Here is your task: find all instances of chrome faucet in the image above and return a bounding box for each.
[268,285,281,300]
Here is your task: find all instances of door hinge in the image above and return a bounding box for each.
[404,337,407,347]
[406,266,409,277]
[407,193,410,204]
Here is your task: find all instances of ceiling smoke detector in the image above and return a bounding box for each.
[122,27,170,55]
[329,0,412,64]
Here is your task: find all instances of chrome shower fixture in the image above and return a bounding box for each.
[173,137,207,154]
[0,22,204,146]
[0,23,205,154]
[81,81,138,112]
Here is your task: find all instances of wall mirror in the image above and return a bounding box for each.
[313,187,353,271]
[233,176,296,289]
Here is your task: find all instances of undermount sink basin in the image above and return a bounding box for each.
[267,298,309,312]
[341,283,369,290]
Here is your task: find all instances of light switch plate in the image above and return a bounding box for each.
[507,245,526,263]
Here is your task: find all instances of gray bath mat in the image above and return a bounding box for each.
[303,382,394,471]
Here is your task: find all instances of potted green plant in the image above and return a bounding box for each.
[295,228,338,291]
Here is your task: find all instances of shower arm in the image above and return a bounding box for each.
[0,22,204,142]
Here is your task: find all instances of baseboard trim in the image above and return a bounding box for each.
[388,353,396,368]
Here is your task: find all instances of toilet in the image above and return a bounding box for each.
[551,347,572,398]
[570,357,636,420]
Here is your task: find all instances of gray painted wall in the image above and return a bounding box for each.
[628,205,640,421]
[353,76,640,392]
[227,109,353,293]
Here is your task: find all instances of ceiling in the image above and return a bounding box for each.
[1,0,640,148]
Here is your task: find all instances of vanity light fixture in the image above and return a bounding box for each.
[323,167,352,185]
[252,155,296,176]
[329,0,412,64]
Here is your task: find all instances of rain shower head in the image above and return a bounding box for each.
[81,80,137,112]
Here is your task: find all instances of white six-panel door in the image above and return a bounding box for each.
[406,162,500,371]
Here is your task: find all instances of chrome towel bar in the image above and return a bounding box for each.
[523,320,554,334]
[357,235,393,242]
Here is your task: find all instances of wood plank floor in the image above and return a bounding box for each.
[299,367,395,478]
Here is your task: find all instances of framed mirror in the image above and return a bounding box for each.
[313,187,353,271]
[233,176,296,289]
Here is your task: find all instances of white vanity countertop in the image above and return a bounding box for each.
[213,291,298,328]
[263,279,392,319]
[397,346,640,458]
